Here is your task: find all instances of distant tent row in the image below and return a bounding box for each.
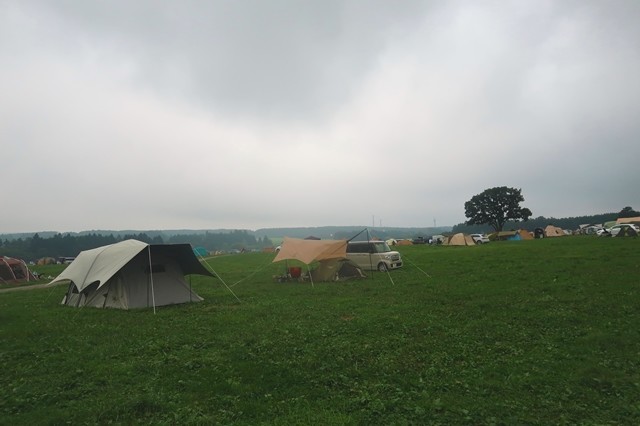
[0,256,36,283]
[49,239,214,310]
[491,230,534,241]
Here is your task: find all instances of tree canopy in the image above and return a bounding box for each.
[0,231,273,261]
[618,206,640,218]
[464,186,532,232]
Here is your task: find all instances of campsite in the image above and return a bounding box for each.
[1,236,639,424]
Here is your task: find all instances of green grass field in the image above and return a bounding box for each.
[1,237,639,425]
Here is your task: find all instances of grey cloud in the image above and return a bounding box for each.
[28,0,431,121]
[1,0,639,233]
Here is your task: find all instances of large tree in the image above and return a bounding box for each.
[464,186,532,232]
[618,206,640,218]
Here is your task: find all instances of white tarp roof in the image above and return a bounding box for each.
[50,239,213,292]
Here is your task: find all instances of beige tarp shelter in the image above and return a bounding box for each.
[273,237,347,265]
[444,233,476,246]
[49,239,213,309]
[272,237,365,282]
[544,225,565,237]
[617,217,640,225]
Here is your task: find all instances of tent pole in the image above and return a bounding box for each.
[148,246,156,314]
[346,228,368,242]
[19,259,30,282]
[102,286,109,308]
[2,258,17,281]
[308,265,314,288]
[367,228,374,275]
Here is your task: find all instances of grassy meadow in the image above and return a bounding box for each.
[1,236,639,425]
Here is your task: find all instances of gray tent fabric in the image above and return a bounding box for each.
[49,239,214,309]
[615,226,638,237]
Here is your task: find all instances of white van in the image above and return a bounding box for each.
[346,241,403,272]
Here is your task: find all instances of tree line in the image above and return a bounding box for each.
[0,230,274,261]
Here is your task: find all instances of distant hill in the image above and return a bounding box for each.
[1,226,451,242]
[0,229,243,242]
[1,211,621,243]
[254,226,451,240]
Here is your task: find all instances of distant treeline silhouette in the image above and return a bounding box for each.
[0,230,273,261]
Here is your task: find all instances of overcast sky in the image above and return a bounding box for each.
[2,0,639,233]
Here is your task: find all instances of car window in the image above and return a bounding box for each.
[372,242,391,253]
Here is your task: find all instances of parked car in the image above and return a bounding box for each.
[346,241,403,272]
[471,233,490,244]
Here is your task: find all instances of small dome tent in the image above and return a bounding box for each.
[544,225,565,237]
[444,233,476,246]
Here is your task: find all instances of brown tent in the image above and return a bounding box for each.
[544,225,565,237]
[0,256,36,283]
[444,233,476,246]
[310,258,367,281]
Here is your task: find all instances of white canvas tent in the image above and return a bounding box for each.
[50,239,214,309]
[272,237,365,283]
